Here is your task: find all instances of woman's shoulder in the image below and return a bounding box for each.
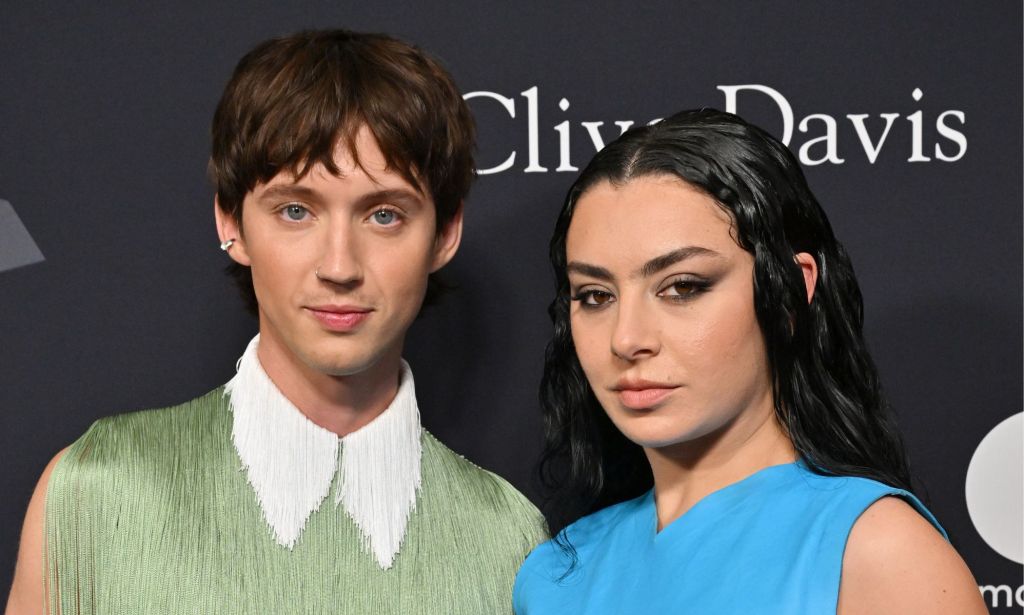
[781,465,943,534]
[513,493,651,611]
[838,496,987,614]
[781,466,985,613]
[561,490,653,551]
[517,491,650,578]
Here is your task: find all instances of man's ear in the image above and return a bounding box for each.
[794,252,818,304]
[430,203,463,272]
[214,198,251,266]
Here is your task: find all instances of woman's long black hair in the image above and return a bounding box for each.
[539,108,913,538]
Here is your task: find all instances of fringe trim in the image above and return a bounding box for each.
[225,335,422,568]
[337,360,422,569]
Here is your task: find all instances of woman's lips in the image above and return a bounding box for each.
[616,386,678,410]
[306,307,372,332]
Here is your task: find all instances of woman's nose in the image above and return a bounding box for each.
[610,297,660,361]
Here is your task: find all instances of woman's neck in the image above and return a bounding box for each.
[644,404,797,531]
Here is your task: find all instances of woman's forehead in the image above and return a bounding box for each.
[566,176,739,267]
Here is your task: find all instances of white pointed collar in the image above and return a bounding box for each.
[224,335,422,569]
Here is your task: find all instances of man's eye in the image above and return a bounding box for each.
[371,208,399,225]
[281,204,309,221]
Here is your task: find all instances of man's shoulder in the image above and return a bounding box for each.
[59,387,228,469]
[91,385,224,434]
[420,429,548,533]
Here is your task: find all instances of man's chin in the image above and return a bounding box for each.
[281,327,403,379]
[319,363,376,378]
[299,343,392,378]
[301,353,376,378]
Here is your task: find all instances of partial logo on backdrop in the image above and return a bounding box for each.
[966,412,1023,564]
[0,199,45,273]
[966,413,1023,610]
[466,85,967,174]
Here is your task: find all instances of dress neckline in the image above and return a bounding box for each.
[648,460,804,542]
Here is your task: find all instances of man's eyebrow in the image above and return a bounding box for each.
[638,246,721,278]
[256,184,320,202]
[567,246,722,283]
[255,185,425,209]
[354,188,425,209]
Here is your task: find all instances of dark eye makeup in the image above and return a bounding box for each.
[569,275,714,310]
[657,276,713,301]
[571,289,615,308]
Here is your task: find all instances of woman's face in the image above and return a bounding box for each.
[565,175,775,450]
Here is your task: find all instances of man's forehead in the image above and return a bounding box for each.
[258,132,425,196]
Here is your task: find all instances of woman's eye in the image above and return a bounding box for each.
[281,204,309,221]
[371,208,399,226]
[573,289,615,307]
[659,279,710,299]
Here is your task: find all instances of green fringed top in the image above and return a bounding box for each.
[45,388,548,614]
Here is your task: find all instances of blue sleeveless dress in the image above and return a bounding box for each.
[514,462,944,614]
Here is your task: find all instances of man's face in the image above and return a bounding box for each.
[217,126,461,378]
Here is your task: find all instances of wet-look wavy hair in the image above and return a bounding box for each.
[209,29,475,313]
[540,108,913,536]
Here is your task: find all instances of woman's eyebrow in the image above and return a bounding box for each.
[567,246,722,282]
[638,246,721,278]
[566,262,613,281]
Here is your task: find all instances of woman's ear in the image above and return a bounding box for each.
[794,252,818,304]
[214,199,251,266]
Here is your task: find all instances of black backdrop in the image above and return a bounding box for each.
[2,2,1021,610]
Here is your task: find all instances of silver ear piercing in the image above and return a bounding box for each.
[220,239,236,251]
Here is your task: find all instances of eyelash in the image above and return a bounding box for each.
[277,202,311,222]
[273,204,404,226]
[570,278,712,310]
[369,206,403,227]
[658,278,712,302]
[570,289,615,309]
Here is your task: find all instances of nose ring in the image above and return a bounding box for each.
[315,267,323,281]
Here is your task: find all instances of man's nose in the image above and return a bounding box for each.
[315,223,363,287]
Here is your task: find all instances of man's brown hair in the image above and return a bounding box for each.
[209,29,476,312]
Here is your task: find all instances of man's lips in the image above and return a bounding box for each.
[305,305,373,331]
[613,380,680,410]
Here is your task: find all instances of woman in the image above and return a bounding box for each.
[514,109,985,614]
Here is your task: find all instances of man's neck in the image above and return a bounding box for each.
[254,331,402,437]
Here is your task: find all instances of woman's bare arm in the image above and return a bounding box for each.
[837,496,987,615]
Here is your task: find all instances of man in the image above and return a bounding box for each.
[6,30,546,614]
